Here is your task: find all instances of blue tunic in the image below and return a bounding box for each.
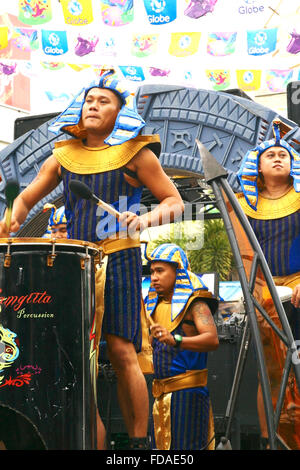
[60,166,143,349]
[61,167,143,242]
[248,211,300,277]
[151,322,211,450]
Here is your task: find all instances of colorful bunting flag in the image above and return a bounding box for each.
[265,69,293,92]
[207,32,237,56]
[41,61,65,70]
[143,0,177,25]
[0,26,8,50]
[149,67,170,77]
[60,0,94,26]
[184,0,218,19]
[286,29,300,54]
[236,69,262,91]
[18,0,52,25]
[169,32,201,57]
[74,34,99,57]
[247,28,278,56]
[12,27,39,52]
[206,69,230,90]
[41,30,68,56]
[100,0,134,26]
[0,1,298,113]
[131,34,158,58]
[119,65,145,81]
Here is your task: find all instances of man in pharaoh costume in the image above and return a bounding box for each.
[0,70,184,449]
[236,120,300,449]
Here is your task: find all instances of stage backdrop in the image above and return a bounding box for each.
[0,0,300,113]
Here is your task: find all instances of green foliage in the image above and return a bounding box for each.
[148,219,234,281]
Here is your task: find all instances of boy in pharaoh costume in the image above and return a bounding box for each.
[145,243,219,450]
[42,203,67,238]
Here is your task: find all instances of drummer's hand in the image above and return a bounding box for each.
[119,211,147,236]
[0,215,20,237]
[0,220,10,238]
[291,284,300,309]
[150,323,176,346]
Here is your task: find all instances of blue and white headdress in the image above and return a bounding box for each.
[48,69,145,146]
[43,204,67,238]
[145,243,218,322]
[237,120,300,210]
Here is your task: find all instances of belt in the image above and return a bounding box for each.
[152,369,208,398]
[96,234,140,255]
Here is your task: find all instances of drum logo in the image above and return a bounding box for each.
[0,289,53,313]
[0,325,19,386]
[0,325,42,388]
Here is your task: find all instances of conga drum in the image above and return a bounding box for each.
[0,238,102,450]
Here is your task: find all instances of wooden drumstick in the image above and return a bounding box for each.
[4,180,20,230]
[69,180,121,219]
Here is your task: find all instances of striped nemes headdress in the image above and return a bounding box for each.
[43,204,67,238]
[145,243,218,322]
[237,120,300,210]
[48,69,145,146]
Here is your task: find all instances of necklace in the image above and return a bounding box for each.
[259,184,292,200]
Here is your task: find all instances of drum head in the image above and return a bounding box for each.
[0,237,101,256]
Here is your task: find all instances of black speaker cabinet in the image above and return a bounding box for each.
[14,112,60,139]
[207,323,260,448]
[287,81,300,127]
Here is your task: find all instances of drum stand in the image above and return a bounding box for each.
[197,140,300,450]
[98,362,115,450]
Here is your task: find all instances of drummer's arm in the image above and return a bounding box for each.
[0,155,61,237]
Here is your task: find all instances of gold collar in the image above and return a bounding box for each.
[236,187,300,219]
[53,135,160,174]
[152,291,213,333]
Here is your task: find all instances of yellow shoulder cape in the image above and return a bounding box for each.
[53,134,160,174]
[152,290,215,333]
[236,188,300,220]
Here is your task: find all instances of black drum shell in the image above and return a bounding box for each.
[0,239,99,450]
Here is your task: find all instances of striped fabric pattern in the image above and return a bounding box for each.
[102,247,142,350]
[152,323,208,380]
[60,165,144,348]
[61,167,143,242]
[151,322,210,450]
[150,389,211,451]
[152,333,178,380]
[169,389,210,450]
[248,212,300,276]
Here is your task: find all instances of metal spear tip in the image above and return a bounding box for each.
[195,139,228,183]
